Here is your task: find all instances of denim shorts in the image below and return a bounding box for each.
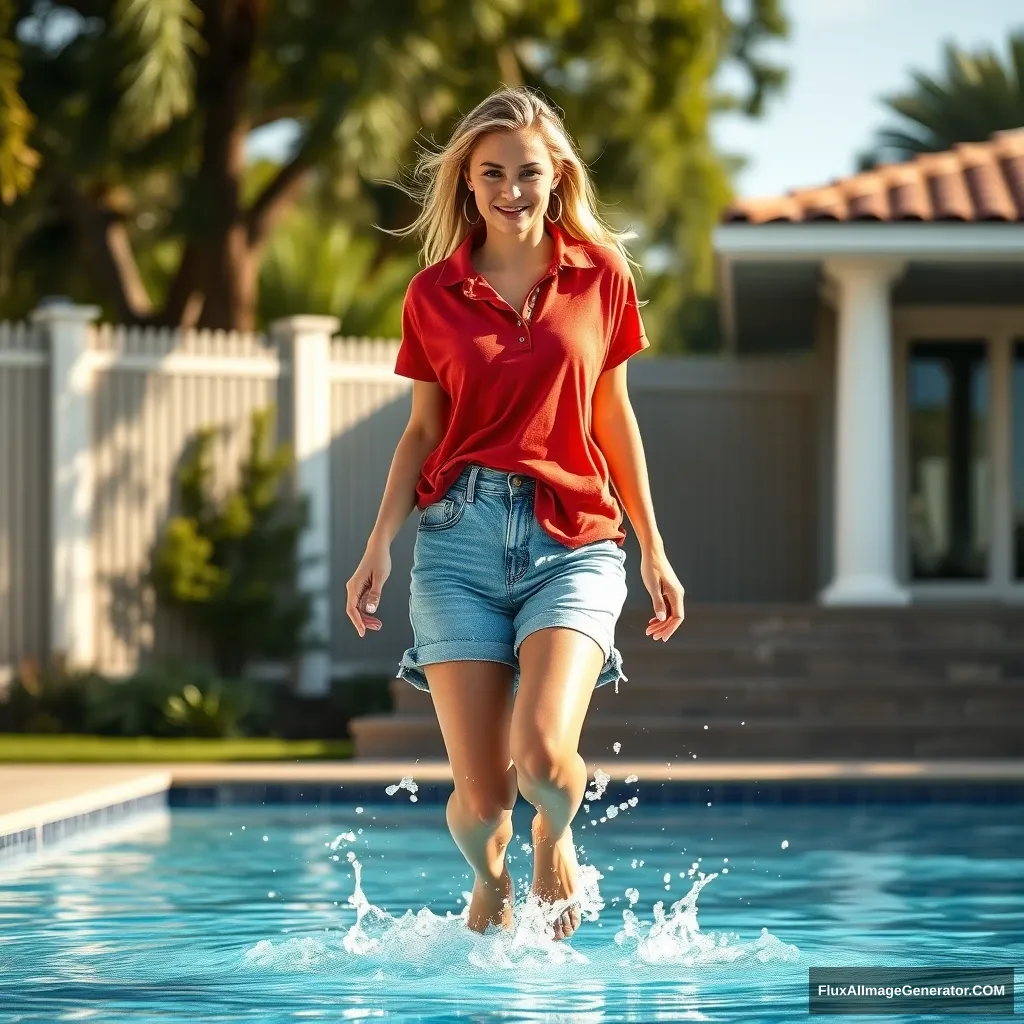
[397,464,629,694]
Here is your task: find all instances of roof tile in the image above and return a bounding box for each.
[724,127,1024,224]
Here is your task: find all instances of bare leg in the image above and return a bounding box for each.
[511,627,604,940]
[424,659,518,933]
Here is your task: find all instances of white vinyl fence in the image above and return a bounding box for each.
[0,302,823,695]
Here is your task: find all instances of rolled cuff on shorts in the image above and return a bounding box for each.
[396,639,518,692]
[514,611,628,692]
[396,620,627,694]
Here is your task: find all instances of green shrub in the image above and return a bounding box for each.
[84,663,272,738]
[0,659,272,739]
[149,407,320,678]
[0,658,102,734]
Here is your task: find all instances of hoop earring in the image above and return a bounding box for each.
[546,191,563,222]
[462,192,481,225]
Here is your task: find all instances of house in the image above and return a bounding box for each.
[714,128,1024,605]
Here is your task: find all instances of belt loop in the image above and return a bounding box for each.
[466,464,480,503]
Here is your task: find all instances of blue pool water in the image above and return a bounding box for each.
[1,786,1021,1023]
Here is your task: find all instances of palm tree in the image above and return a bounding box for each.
[3,0,789,343]
[865,32,1024,165]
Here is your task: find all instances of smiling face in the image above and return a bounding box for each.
[464,128,561,237]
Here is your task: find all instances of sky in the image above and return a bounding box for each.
[714,0,1024,199]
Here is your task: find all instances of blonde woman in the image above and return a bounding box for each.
[345,87,685,942]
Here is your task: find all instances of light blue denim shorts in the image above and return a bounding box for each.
[397,464,629,694]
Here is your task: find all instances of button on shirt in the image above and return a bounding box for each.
[394,221,649,549]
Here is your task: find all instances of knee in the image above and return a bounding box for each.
[450,774,517,827]
[510,740,575,791]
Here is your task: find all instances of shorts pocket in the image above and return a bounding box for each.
[418,487,467,532]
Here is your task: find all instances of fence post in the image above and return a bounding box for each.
[31,300,101,671]
[273,315,339,697]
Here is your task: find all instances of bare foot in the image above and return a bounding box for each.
[467,867,514,934]
[531,817,582,941]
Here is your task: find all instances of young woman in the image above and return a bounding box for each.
[345,87,685,942]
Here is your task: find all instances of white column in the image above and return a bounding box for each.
[820,259,909,606]
[31,300,101,668]
[273,315,339,696]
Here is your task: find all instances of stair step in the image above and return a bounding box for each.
[389,677,1024,719]
[361,604,1024,761]
[616,610,1024,644]
[349,713,1024,760]
[609,650,1021,680]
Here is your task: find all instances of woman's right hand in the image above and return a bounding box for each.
[346,540,392,637]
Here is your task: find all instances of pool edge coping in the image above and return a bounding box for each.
[3,759,1024,866]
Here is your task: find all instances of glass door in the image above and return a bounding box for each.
[906,341,991,581]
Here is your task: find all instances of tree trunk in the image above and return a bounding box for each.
[196,226,260,331]
[160,0,261,331]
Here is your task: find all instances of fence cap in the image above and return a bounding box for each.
[270,315,341,338]
[31,300,101,324]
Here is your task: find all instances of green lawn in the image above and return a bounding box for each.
[0,735,354,763]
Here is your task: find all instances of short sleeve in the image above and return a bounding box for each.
[394,286,438,382]
[603,268,649,373]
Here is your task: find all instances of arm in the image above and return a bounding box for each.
[367,379,446,549]
[346,379,445,635]
[592,361,663,554]
[592,361,686,639]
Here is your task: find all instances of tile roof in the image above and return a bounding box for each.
[723,128,1024,224]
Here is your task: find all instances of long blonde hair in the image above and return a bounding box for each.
[389,86,637,270]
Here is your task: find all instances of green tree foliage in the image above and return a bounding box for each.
[149,407,315,678]
[2,0,786,351]
[256,196,417,338]
[864,32,1024,166]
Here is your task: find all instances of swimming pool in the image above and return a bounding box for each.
[1,785,1021,1023]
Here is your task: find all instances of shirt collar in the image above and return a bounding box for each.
[433,219,595,287]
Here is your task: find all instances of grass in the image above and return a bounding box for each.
[0,735,354,763]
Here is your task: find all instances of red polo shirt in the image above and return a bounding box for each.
[394,220,649,548]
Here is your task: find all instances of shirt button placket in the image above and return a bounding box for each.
[519,288,536,345]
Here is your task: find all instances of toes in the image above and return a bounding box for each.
[552,907,578,940]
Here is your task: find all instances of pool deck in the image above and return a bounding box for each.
[3,759,1024,853]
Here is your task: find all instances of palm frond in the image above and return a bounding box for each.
[868,32,1024,164]
[114,0,204,144]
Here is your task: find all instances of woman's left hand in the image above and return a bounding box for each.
[640,544,686,641]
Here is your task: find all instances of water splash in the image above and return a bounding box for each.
[244,843,799,974]
[384,777,419,803]
[585,770,611,803]
[613,872,799,967]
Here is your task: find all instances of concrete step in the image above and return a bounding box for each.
[589,686,1024,722]
[349,713,1024,760]
[608,646,1023,681]
[616,606,1024,644]
[389,677,1024,720]
[359,604,1024,761]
